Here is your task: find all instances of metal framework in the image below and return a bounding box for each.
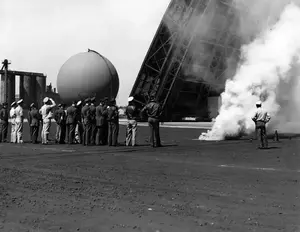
[130,0,242,121]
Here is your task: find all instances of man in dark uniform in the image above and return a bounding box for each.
[141,95,162,147]
[81,98,92,146]
[125,97,138,146]
[95,99,108,145]
[107,98,119,146]
[28,103,41,144]
[103,97,109,145]
[0,102,9,142]
[66,101,77,144]
[89,97,97,145]
[54,103,67,144]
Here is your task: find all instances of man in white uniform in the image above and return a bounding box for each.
[9,101,17,143]
[39,97,56,144]
[15,99,24,143]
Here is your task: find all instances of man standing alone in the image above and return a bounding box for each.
[40,97,56,144]
[125,97,138,146]
[15,99,24,144]
[252,101,271,149]
[0,103,9,142]
[141,95,162,147]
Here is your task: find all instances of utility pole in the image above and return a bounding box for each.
[1,59,11,103]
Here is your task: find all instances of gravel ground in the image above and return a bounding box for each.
[0,122,299,231]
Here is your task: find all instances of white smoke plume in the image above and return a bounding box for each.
[200,2,300,140]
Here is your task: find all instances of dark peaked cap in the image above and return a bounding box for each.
[90,97,96,102]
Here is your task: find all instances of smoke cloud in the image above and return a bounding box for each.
[200,1,300,140]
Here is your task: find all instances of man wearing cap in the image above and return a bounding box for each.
[125,96,138,146]
[66,101,77,144]
[75,100,83,144]
[252,101,271,149]
[90,97,97,145]
[81,98,92,146]
[0,103,9,142]
[39,97,56,144]
[95,99,108,145]
[54,103,67,144]
[9,102,17,143]
[15,99,24,143]
[140,95,162,147]
[107,98,119,146]
[28,103,41,144]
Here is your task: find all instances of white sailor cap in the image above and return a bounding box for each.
[76,100,82,106]
[17,99,23,104]
[11,101,17,107]
[43,97,49,103]
[256,101,262,105]
[128,96,134,102]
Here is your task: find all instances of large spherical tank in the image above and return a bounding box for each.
[57,50,119,104]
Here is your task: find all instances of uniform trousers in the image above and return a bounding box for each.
[126,119,137,146]
[103,122,108,145]
[90,123,96,144]
[83,122,92,146]
[66,123,76,144]
[0,121,8,142]
[256,121,268,148]
[41,119,51,144]
[96,126,105,145]
[108,121,119,146]
[15,121,24,143]
[56,124,66,144]
[10,121,16,143]
[148,117,161,147]
[31,126,39,143]
[29,124,33,142]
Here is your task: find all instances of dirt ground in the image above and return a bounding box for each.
[0,123,300,232]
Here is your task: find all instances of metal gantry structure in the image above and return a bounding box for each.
[130,0,242,121]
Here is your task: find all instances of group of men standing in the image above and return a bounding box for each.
[0,94,163,148]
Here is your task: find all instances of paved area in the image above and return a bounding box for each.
[0,123,300,231]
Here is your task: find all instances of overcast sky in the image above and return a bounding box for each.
[0,0,170,105]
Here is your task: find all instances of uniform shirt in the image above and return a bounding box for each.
[125,105,138,120]
[95,104,107,126]
[66,105,77,124]
[28,109,41,126]
[107,105,119,122]
[54,108,66,124]
[15,105,24,123]
[89,104,96,122]
[252,108,271,123]
[81,104,91,122]
[0,108,9,122]
[10,108,16,123]
[40,104,54,121]
[141,101,161,119]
